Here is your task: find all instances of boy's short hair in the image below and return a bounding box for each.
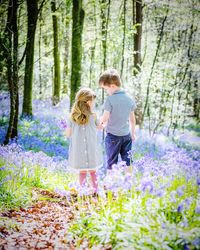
[99,69,121,87]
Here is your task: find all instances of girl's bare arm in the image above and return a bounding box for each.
[65,127,72,137]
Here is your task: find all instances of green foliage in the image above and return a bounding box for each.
[68,176,200,249]
[0,158,73,210]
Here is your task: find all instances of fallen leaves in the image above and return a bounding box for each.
[0,189,77,249]
[0,187,103,249]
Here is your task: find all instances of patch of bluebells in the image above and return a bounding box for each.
[99,137,200,203]
[1,92,200,197]
[0,144,73,173]
[0,95,70,159]
[130,129,177,160]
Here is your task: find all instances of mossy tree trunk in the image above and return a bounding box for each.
[62,0,71,95]
[120,0,127,78]
[70,0,84,107]
[51,0,61,105]
[99,0,110,104]
[133,0,142,75]
[132,0,143,127]
[22,0,38,117]
[3,0,19,144]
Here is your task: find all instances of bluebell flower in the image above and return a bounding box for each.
[197,177,200,186]
[183,243,189,250]
[195,205,200,214]
[140,178,154,193]
[192,238,200,248]
[155,189,164,197]
[176,186,185,197]
[177,203,184,213]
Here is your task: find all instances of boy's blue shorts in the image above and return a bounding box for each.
[105,133,132,169]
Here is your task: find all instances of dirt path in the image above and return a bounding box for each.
[0,189,78,249]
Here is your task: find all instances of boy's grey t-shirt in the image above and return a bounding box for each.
[104,90,136,136]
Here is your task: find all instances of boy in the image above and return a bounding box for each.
[99,69,136,170]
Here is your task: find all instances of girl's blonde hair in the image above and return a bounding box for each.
[71,88,96,125]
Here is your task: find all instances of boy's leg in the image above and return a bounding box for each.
[105,133,122,169]
[79,171,87,186]
[120,134,132,166]
[90,170,98,192]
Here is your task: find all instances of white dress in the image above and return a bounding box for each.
[68,115,103,170]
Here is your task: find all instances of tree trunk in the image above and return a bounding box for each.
[70,0,84,107]
[120,0,126,78]
[22,0,38,117]
[51,0,61,105]
[193,80,200,121]
[132,0,143,127]
[3,0,19,145]
[89,0,97,88]
[133,0,142,75]
[62,0,71,94]
[39,10,42,99]
[99,0,110,104]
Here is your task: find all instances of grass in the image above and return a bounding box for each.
[0,157,75,210]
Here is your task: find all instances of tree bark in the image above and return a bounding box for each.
[120,0,126,78]
[62,0,71,94]
[99,0,110,104]
[51,0,61,105]
[22,0,38,117]
[133,0,142,75]
[39,10,42,99]
[89,0,98,88]
[132,0,143,127]
[70,0,84,107]
[3,0,19,145]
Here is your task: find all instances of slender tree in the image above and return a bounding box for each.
[62,0,71,94]
[38,10,43,99]
[89,0,98,88]
[3,0,19,144]
[99,0,110,103]
[132,0,143,127]
[133,0,142,74]
[22,0,38,117]
[70,0,84,107]
[22,0,46,116]
[51,0,61,105]
[120,0,126,78]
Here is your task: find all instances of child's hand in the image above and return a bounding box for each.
[132,133,136,141]
[97,123,104,130]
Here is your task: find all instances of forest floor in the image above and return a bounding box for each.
[0,189,101,250]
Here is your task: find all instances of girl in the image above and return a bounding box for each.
[65,88,102,193]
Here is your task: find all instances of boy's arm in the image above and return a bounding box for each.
[129,111,136,141]
[100,110,110,128]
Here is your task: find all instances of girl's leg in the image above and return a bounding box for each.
[90,170,98,193]
[79,171,87,187]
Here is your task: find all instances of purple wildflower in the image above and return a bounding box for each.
[58,119,68,129]
[140,178,154,193]
[176,186,185,197]
[192,238,200,248]
[197,177,200,186]
[177,203,184,213]
[195,205,200,214]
